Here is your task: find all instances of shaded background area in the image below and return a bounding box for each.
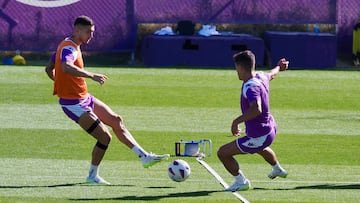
[0,0,359,66]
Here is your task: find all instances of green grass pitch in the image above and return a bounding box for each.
[0,65,359,203]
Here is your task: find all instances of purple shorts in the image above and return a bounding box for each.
[59,94,95,122]
[236,127,276,154]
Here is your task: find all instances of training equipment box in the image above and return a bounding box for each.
[264,31,337,69]
[141,34,265,67]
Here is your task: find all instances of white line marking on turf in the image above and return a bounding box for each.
[116,178,360,185]
[251,180,360,184]
[196,157,250,203]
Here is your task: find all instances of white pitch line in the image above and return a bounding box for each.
[111,177,359,185]
[250,180,360,185]
[196,157,250,203]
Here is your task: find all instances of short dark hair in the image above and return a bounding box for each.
[74,15,94,26]
[233,50,255,71]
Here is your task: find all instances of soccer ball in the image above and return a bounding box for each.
[168,159,191,182]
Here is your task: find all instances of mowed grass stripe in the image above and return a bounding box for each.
[1,103,360,135]
[1,66,360,203]
[2,66,360,110]
[0,158,359,203]
[0,158,245,201]
[0,128,358,166]
[0,103,237,132]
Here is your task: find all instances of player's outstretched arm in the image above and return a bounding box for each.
[269,58,289,80]
[61,61,108,85]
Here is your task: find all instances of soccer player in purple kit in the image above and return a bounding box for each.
[217,50,289,191]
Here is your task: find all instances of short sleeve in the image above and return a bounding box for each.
[242,78,261,102]
[60,45,78,63]
[245,85,260,103]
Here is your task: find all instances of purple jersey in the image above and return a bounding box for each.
[241,72,276,138]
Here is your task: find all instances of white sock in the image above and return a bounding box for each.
[132,145,148,158]
[235,171,247,183]
[89,164,99,178]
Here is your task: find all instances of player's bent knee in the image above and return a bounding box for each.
[108,114,124,127]
[217,147,225,159]
[86,118,113,144]
[98,131,112,145]
[115,115,128,130]
[217,145,232,160]
[96,141,108,151]
[114,115,124,124]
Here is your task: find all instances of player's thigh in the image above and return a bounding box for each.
[93,98,122,126]
[218,140,244,157]
[78,111,111,143]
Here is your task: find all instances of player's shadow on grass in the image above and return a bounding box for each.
[70,190,220,201]
[0,182,135,189]
[254,184,360,190]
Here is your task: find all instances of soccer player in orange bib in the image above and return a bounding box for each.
[45,15,169,184]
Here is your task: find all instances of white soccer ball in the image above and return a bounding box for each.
[168,159,191,182]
